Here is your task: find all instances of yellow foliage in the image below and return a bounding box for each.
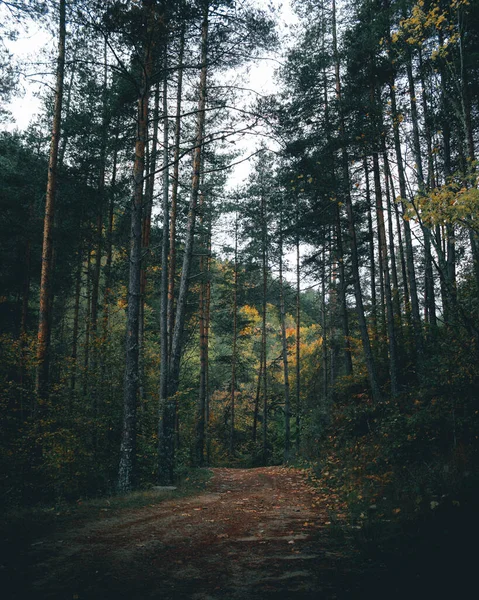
[404,168,479,229]
[239,304,260,336]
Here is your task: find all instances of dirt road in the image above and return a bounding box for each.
[6,467,364,599]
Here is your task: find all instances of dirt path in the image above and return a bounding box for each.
[7,467,364,599]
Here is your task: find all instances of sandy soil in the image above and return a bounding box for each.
[5,467,363,599]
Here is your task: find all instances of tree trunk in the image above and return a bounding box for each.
[82,247,91,396]
[332,0,382,403]
[388,78,424,372]
[163,5,209,483]
[383,152,401,326]
[35,0,66,403]
[196,181,209,466]
[229,214,239,458]
[159,56,172,477]
[252,345,263,444]
[295,198,301,450]
[205,227,212,464]
[102,123,119,350]
[364,158,378,340]
[335,203,353,376]
[167,22,185,356]
[262,191,268,464]
[139,80,161,408]
[279,213,291,461]
[70,253,82,392]
[373,152,399,396]
[118,0,155,493]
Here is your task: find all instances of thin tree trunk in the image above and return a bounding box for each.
[118,0,155,493]
[102,123,119,350]
[388,169,410,315]
[332,0,382,402]
[164,5,209,483]
[205,226,212,464]
[35,0,66,402]
[373,152,399,396]
[70,253,82,392]
[159,55,172,473]
[295,197,301,451]
[364,158,378,339]
[196,181,208,466]
[321,48,351,378]
[19,234,32,419]
[279,212,291,461]
[383,152,401,325]
[167,22,185,356]
[321,244,329,403]
[262,191,268,464]
[90,42,109,348]
[82,247,92,396]
[335,203,353,376]
[406,50,437,330]
[139,80,161,407]
[252,348,263,444]
[229,214,238,458]
[388,78,424,371]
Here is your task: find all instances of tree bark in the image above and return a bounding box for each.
[167,22,185,356]
[262,189,268,464]
[70,252,82,392]
[388,77,424,372]
[279,211,291,461]
[35,0,66,403]
[295,197,301,450]
[163,5,209,483]
[229,213,238,458]
[332,0,382,402]
[118,0,155,493]
[159,55,172,476]
[373,152,399,396]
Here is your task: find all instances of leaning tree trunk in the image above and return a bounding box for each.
[35,0,66,403]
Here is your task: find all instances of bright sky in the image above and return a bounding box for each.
[5,0,296,131]
[5,0,311,287]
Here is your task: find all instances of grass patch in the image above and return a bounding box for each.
[0,468,213,558]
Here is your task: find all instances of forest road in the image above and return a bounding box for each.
[8,467,364,600]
